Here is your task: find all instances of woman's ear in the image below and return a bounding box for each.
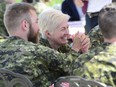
[21,20,29,31]
[45,30,51,38]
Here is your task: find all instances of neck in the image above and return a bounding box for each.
[47,39,60,50]
[9,31,28,41]
[104,38,116,44]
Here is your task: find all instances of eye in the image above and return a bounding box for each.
[61,27,66,31]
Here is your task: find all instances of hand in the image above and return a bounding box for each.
[71,32,90,53]
[79,34,90,53]
[71,32,82,52]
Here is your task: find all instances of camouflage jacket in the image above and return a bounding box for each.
[0,2,9,37]
[88,25,103,49]
[83,44,116,87]
[0,36,82,87]
[73,42,111,76]
[39,37,75,53]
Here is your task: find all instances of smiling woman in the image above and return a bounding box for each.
[39,9,70,50]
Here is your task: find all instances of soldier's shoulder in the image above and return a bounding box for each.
[88,25,104,49]
[88,25,102,36]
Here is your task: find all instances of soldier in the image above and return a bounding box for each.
[0,2,88,87]
[88,0,116,49]
[82,3,116,87]
[39,9,90,53]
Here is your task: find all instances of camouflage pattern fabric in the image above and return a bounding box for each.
[73,42,111,76]
[83,44,116,87]
[0,35,6,42]
[39,37,75,53]
[0,2,9,37]
[0,36,82,87]
[88,25,104,49]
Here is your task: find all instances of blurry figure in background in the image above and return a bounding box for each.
[22,0,33,3]
[34,0,51,15]
[0,0,16,38]
[85,0,112,34]
[52,4,61,10]
[39,9,90,53]
[61,0,85,22]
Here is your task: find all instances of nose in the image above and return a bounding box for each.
[65,28,69,34]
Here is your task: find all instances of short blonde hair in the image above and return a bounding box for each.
[4,2,36,34]
[39,9,70,39]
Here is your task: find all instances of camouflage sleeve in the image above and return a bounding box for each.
[88,25,104,49]
[73,45,106,76]
[26,44,81,86]
[83,45,116,87]
[35,44,80,74]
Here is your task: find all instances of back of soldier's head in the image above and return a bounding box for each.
[99,2,116,39]
[39,9,70,39]
[4,2,36,35]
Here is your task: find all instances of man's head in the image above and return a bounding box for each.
[39,9,70,46]
[99,3,116,42]
[4,3,39,43]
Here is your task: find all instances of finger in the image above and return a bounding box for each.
[82,40,90,48]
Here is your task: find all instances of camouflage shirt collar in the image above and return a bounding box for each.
[39,37,52,48]
[8,36,24,40]
[39,37,71,53]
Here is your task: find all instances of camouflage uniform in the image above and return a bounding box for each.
[82,43,116,87]
[88,25,103,49]
[0,2,9,37]
[0,36,82,87]
[39,37,74,53]
[73,42,111,76]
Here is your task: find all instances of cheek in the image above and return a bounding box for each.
[33,25,39,32]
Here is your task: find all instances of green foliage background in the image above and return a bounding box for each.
[47,0,63,6]
[16,0,64,6]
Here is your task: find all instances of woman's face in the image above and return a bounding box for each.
[48,20,69,46]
